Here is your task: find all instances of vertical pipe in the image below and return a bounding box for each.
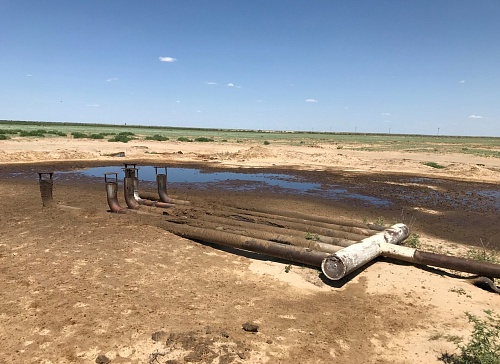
[124,177,140,209]
[38,172,54,207]
[106,181,127,213]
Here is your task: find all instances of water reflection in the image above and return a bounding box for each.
[77,166,390,207]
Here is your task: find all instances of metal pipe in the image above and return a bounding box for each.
[381,247,500,279]
[159,221,329,267]
[156,171,190,205]
[38,172,54,207]
[321,224,409,280]
[164,215,344,254]
[124,177,140,209]
[157,173,171,202]
[105,181,128,213]
[235,206,384,231]
[207,211,368,241]
[225,207,378,236]
[184,212,358,247]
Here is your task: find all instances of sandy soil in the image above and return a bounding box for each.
[0,137,499,364]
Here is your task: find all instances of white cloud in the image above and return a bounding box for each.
[459,80,465,84]
[468,114,483,119]
[175,100,181,103]
[106,77,118,82]
[205,81,217,85]
[381,112,391,116]
[159,56,177,63]
[227,83,235,87]
[305,98,318,103]
[26,73,32,77]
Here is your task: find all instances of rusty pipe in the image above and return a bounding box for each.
[235,206,384,232]
[38,172,54,207]
[163,215,344,254]
[124,177,140,209]
[381,246,500,279]
[106,181,128,213]
[206,211,368,241]
[159,221,329,267]
[175,211,357,247]
[225,207,378,236]
[156,173,190,205]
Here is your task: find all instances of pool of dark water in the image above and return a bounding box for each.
[72,166,390,207]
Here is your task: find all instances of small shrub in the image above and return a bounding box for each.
[89,133,106,139]
[19,130,45,137]
[46,130,67,136]
[118,131,135,136]
[145,134,169,141]
[177,137,193,142]
[424,161,446,169]
[263,140,270,145]
[194,137,214,142]
[71,132,88,139]
[0,134,9,140]
[404,233,421,249]
[108,134,133,143]
[0,129,22,134]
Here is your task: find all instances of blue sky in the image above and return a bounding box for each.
[1,1,499,136]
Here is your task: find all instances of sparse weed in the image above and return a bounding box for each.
[449,287,471,298]
[263,140,270,145]
[424,161,446,169]
[466,249,499,264]
[439,310,500,364]
[305,232,320,241]
[404,233,421,249]
[374,216,386,227]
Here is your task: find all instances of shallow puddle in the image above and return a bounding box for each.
[74,165,390,207]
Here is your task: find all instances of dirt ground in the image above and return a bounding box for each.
[0,137,499,364]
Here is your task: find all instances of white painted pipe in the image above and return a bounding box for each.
[321,223,409,280]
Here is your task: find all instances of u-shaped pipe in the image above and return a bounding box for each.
[106,181,128,213]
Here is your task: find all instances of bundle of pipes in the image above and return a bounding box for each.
[38,169,500,289]
[100,167,500,285]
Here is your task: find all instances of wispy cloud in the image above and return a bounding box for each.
[381,112,391,116]
[87,104,100,107]
[205,81,217,85]
[305,98,318,103]
[26,73,32,77]
[106,77,118,82]
[459,80,465,84]
[175,100,181,103]
[159,56,177,63]
[227,83,235,87]
[468,114,483,119]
